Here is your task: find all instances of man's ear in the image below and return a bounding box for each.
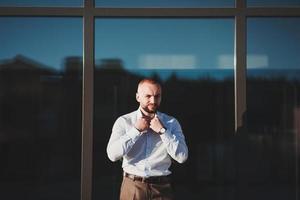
[136,93,140,102]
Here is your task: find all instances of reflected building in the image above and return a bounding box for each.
[0,55,82,200]
[1,55,299,200]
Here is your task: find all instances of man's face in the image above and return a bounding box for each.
[136,82,162,114]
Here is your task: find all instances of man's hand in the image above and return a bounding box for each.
[150,115,164,134]
[134,117,150,132]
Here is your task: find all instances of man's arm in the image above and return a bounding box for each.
[159,118,188,163]
[106,117,142,162]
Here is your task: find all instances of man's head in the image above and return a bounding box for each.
[136,78,162,114]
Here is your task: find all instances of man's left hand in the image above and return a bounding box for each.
[150,115,164,133]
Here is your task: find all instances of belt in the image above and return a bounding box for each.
[124,172,171,184]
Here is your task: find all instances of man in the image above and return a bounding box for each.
[107,78,188,200]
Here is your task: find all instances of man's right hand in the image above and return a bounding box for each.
[134,117,150,132]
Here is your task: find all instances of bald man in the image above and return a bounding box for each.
[107,78,188,200]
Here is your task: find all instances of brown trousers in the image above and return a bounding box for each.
[120,176,174,200]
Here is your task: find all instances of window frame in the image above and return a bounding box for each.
[1,0,300,200]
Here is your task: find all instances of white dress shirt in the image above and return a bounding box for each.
[107,108,188,177]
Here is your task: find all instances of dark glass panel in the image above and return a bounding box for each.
[93,18,235,200]
[0,17,82,200]
[245,17,300,200]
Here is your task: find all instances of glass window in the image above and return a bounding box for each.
[247,0,300,7]
[93,18,235,199]
[95,0,234,8]
[0,0,82,7]
[246,17,300,199]
[0,17,82,200]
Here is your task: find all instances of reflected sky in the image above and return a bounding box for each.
[0,0,82,7]
[95,0,234,8]
[0,0,233,7]
[0,17,82,71]
[95,19,234,69]
[0,16,300,80]
[247,0,300,7]
[1,0,300,7]
[95,18,234,80]
[247,18,300,69]
[1,0,299,8]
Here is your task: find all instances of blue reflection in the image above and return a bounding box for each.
[95,0,233,8]
[129,69,234,80]
[247,18,300,79]
[248,69,300,80]
[95,18,234,80]
[0,17,83,71]
[0,0,82,7]
[247,0,300,7]
[2,17,300,81]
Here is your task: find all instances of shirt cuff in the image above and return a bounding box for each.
[160,129,174,143]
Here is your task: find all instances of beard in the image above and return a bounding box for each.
[141,103,158,114]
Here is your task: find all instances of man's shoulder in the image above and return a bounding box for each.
[157,111,177,121]
[158,111,182,130]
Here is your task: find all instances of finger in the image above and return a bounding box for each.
[144,119,150,125]
[142,117,149,122]
[152,117,158,123]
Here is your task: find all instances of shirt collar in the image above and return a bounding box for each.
[137,107,143,118]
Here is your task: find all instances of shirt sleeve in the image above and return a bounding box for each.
[107,117,142,162]
[160,118,188,163]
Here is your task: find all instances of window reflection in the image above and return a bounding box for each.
[95,0,234,8]
[0,18,82,200]
[247,0,300,7]
[93,18,235,199]
[246,17,300,199]
[0,0,82,7]
[95,19,234,80]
